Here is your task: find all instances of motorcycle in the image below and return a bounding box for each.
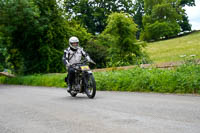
[65,60,96,99]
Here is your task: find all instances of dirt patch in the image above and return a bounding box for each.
[93,60,200,72]
[0,72,15,77]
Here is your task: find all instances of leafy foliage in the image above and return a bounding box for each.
[0,0,41,74]
[64,0,135,34]
[102,12,146,66]
[132,0,145,39]
[141,0,182,41]
[84,37,109,68]
[179,0,195,6]
[141,21,181,41]
[95,64,200,94]
[0,0,91,74]
[0,32,7,71]
[178,13,191,32]
[0,0,197,74]
[139,0,196,41]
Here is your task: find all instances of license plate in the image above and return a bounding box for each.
[80,66,90,70]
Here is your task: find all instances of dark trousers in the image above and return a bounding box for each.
[67,66,76,86]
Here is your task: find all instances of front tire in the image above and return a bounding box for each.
[69,91,77,97]
[85,74,96,99]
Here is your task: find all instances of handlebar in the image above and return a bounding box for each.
[69,59,96,68]
[70,60,87,67]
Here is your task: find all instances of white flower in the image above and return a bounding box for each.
[190,54,196,57]
[179,55,186,58]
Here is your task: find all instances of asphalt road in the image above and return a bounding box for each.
[0,85,200,133]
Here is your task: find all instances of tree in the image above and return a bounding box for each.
[132,0,145,39]
[178,0,195,32]
[0,0,41,74]
[84,37,109,68]
[0,0,91,74]
[133,0,195,40]
[141,0,182,41]
[64,0,134,34]
[102,12,144,66]
[180,0,195,6]
[0,32,7,71]
[178,13,192,31]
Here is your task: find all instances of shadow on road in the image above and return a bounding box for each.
[56,95,99,101]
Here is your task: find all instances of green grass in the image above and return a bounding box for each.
[1,64,200,94]
[95,64,200,94]
[145,31,200,63]
[0,73,67,88]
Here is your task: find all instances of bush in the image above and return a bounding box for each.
[84,38,109,68]
[102,12,146,66]
[141,21,180,41]
[94,64,200,94]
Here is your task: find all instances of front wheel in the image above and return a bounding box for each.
[69,91,77,97]
[85,74,96,99]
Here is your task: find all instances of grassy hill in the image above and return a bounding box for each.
[145,31,200,63]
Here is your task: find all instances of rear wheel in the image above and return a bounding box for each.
[85,74,96,99]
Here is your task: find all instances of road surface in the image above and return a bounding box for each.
[0,85,200,133]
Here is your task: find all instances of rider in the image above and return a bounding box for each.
[62,36,93,92]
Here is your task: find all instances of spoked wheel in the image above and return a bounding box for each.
[69,85,77,97]
[85,74,96,99]
[65,76,77,97]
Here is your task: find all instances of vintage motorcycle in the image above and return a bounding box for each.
[65,60,96,99]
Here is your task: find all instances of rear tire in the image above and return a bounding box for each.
[85,74,96,99]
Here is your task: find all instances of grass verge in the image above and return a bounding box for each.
[0,73,67,88]
[1,64,200,94]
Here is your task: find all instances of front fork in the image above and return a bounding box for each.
[71,71,91,93]
[82,72,92,92]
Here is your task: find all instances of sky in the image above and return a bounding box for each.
[184,0,200,30]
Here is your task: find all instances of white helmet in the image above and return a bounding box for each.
[69,36,79,49]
